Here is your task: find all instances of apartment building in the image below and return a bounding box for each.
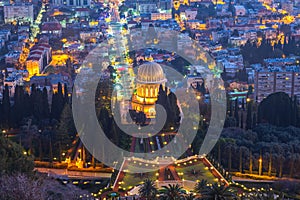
[4,3,34,24]
[254,65,300,102]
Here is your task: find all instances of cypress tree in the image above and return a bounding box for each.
[229,99,233,117]
[228,145,232,172]
[257,105,262,124]
[55,104,76,161]
[98,107,111,135]
[58,82,63,99]
[2,84,10,128]
[268,148,272,176]
[12,85,24,126]
[252,112,257,128]
[246,101,252,130]
[33,89,44,120]
[156,84,167,107]
[29,84,37,117]
[241,98,245,110]
[156,85,168,127]
[51,93,58,119]
[109,120,120,146]
[240,113,244,129]
[234,99,239,127]
[239,147,243,173]
[200,81,206,95]
[249,149,253,174]
[51,83,65,120]
[168,92,181,125]
[0,98,3,127]
[64,83,68,104]
[289,146,295,178]
[42,87,50,119]
[292,95,299,127]
[23,92,31,118]
[196,82,200,91]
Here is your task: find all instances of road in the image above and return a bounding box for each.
[232,175,300,183]
[232,176,275,183]
[35,167,112,179]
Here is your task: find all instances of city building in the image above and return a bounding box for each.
[41,21,63,37]
[2,69,28,96]
[185,9,197,20]
[241,30,258,41]
[80,31,103,42]
[52,0,91,7]
[158,0,172,10]
[185,20,206,30]
[151,13,172,20]
[254,58,300,102]
[30,74,67,93]
[228,36,248,47]
[131,62,167,118]
[137,3,158,14]
[26,42,52,77]
[4,3,34,24]
[5,51,21,66]
[0,29,11,41]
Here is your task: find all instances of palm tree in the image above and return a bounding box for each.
[200,183,236,200]
[161,184,184,200]
[194,179,208,194]
[138,179,158,200]
[184,193,196,200]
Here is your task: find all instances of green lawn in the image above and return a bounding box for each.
[119,163,157,190]
[175,161,217,183]
[118,160,218,191]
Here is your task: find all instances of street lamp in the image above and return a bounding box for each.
[258,158,263,176]
[2,130,7,138]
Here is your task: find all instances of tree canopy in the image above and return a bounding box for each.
[0,135,34,175]
[258,92,298,127]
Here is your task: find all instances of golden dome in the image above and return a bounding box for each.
[136,62,167,84]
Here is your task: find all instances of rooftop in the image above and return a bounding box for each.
[42,22,62,31]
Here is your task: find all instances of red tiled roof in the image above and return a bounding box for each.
[37,47,46,51]
[31,45,39,50]
[39,43,51,48]
[30,50,44,55]
[42,22,62,31]
[28,52,43,59]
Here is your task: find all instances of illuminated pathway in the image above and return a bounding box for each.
[30,4,46,41]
